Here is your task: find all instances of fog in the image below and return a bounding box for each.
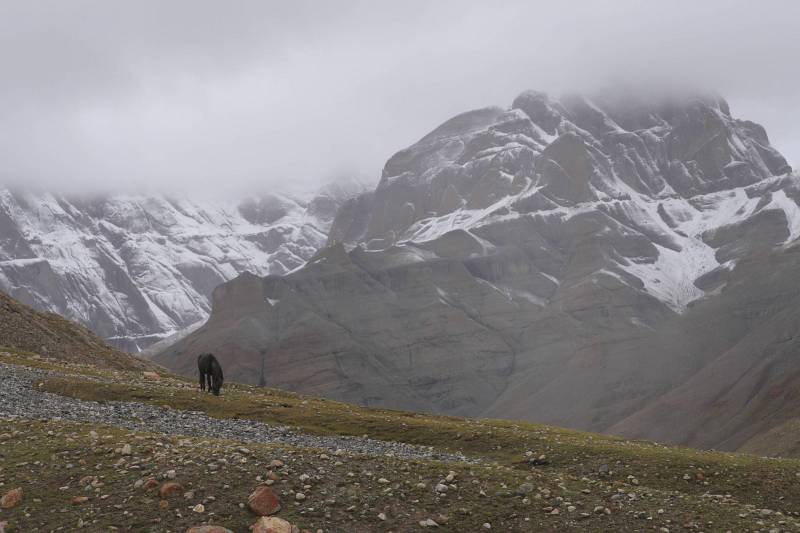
[1,0,798,196]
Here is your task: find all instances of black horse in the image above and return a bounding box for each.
[197,353,224,396]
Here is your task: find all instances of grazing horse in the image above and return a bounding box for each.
[197,353,224,396]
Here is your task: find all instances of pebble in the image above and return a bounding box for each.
[0,363,474,463]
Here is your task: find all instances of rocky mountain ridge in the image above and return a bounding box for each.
[0,179,364,351]
[156,88,800,455]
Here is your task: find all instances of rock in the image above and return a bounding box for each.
[419,518,439,527]
[516,483,534,495]
[269,459,284,469]
[252,516,294,533]
[193,503,205,513]
[186,527,234,533]
[377,477,390,484]
[378,512,387,521]
[143,371,161,380]
[247,486,282,516]
[121,443,132,456]
[143,478,159,492]
[0,488,21,509]
[159,482,184,499]
[434,483,448,493]
[295,492,306,502]
[71,496,89,505]
[482,523,492,530]
[166,469,177,479]
[529,454,548,466]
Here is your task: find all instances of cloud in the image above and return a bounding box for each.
[0,0,798,195]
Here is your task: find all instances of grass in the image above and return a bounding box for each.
[3,350,800,531]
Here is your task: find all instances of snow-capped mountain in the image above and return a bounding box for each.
[0,179,364,351]
[158,89,800,455]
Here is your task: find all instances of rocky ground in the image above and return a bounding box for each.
[0,363,468,464]
[2,351,800,532]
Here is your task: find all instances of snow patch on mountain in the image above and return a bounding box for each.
[0,179,365,350]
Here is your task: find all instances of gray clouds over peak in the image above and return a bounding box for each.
[1,0,798,195]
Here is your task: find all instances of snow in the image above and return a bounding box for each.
[764,189,800,243]
[0,184,361,347]
[391,159,800,313]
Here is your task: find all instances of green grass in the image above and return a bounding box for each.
[37,367,800,514]
[3,351,800,531]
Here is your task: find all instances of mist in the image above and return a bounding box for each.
[1,0,798,196]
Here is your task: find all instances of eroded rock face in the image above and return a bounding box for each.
[157,89,800,452]
[0,179,364,351]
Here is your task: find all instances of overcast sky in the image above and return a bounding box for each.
[1,0,798,196]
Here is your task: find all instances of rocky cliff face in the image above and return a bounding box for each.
[0,180,363,351]
[156,89,800,453]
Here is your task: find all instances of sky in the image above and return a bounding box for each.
[0,0,799,196]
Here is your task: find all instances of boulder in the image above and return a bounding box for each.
[247,485,282,516]
[159,482,184,499]
[252,517,296,533]
[0,488,22,508]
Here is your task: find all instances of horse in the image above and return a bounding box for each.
[197,353,224,396]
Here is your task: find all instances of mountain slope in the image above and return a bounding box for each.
[5,350,800,531]
[0,179,363,351]
[156,89,800,454]
[0,290,149,370]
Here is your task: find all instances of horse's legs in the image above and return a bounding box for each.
[206,373,213,392]
[200,371,207,391]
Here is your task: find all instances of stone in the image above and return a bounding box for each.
[186,527,234,533]
[247,486,282,516]
[159,482,184,499]
[295,492,306,501]
[0,488,22,509]
[193,503,205,513]
[434,483,448,493]
[143,371,161,380]
[121,443,132,456]
[252,516,294,533]
[71,496,89,505]
[143,478,159,492]
[516,483,534,495]
[419,518,439,527]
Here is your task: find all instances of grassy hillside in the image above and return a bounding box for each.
[0,290,150,370]
[2,350,799,532]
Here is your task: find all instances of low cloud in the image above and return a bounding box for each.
[0,0,798,195]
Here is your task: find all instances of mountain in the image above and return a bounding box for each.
[155,88,800,455]
[0,179,364,351]
[0,289,149,369]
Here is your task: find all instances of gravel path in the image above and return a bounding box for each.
[0,362,474,463]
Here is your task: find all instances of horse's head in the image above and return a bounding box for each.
[212,373,223,396]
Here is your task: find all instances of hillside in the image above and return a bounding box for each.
[0,179,364,351]
[0,290,149,370]
[2,350,800,532]
[155,89,800,456]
